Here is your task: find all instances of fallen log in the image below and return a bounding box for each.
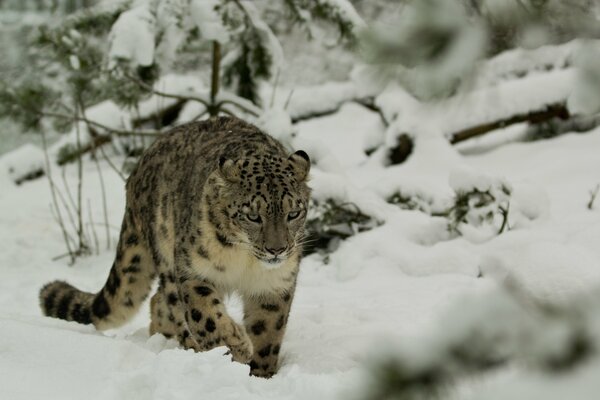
[449,103,570,144]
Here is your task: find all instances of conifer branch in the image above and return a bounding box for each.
[21,105,161,137]
[124,73,211,108]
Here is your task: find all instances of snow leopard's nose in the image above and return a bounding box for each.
[265,246,287,256]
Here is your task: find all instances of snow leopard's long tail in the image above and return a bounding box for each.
[39,208,157,330]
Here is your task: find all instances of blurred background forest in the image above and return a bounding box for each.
[2,1,600,399]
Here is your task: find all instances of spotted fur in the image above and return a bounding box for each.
[39,116,310,378]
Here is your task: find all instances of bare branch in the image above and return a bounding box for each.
[588,184,600,210]
[216,98,260,117]
[87,199,100,255]
[61,166,77,212]
[22,104,161,137]
[498,203,511,234]
[125,73,210,108]
[97,144,126,182]
[41,130,75,265]
[91,146,113,250]
[125,71,261,118]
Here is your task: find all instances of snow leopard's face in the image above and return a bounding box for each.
[217,151,311,266]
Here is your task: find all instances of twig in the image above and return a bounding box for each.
[21,103,161,137]
[498,203,510,234]
[55,173,79,234]
[125,70,261,118]
[52,252,75,262]
[353,97,389,127]
[56,134,112,166]
[92,147,113,250]
[61,166,77,212]
[192,110,209,121]
[42,131,75,265]
[219,106,237,117]
[49,204,76,250]
[81,98,117,251]
[270,68,281,108]
[125,73,210,107]
[74,102,87,254]
[87,199,99,255]
[588,184,600,210]
[134,104,146,148]
[216,98,260,117]
[97,142,126,182]
[284,89,294,111]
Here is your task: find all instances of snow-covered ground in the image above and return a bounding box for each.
[1,100,600,399]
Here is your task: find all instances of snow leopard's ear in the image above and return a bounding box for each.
[288,150,310,182]
[218,157,241,183]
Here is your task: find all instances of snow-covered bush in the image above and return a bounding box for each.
[446,171,512,239]
[351,0,600,167]
[384,170,513,240]
[359,0,487,101]
[0,144,45,185]
[386,191,439,216]
[358,0,599,101]
[360,281,599,400]
[304,198,380,256]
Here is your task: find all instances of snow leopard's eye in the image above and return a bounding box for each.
[287,211,301,221]
[247,213,262,223]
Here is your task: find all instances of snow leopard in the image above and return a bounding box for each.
[39,116,311,378]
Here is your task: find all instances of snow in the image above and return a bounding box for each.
[108,2,156,67]
[472,40,578,89]
[319,0,366,34]
[68,54,80,70]
[154,0,188,67]
[3,25,600,398]
[257,107,294,146]
[189,0,229,43]
[293,102,384,171]
[568,40,600,115]
[270,81,359,121]
[358,277,600,399]
[375,69,574,142]
[344,56,579,222]
[137,74,207,119]
[0,143,44,185]
[3,116,600,398]
[0,154,478,398]
[237,1,285,75]
[481,236,600,304]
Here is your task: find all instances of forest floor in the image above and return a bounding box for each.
[1,106,600,399]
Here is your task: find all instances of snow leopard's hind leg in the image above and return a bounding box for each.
[149,287,178,339]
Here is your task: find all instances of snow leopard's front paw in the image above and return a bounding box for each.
[249,362,277,378]
[225,323,254,364]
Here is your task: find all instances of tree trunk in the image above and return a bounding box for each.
[209,41,221,117]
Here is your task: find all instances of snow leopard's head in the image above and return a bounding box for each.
[215,150,311,267]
